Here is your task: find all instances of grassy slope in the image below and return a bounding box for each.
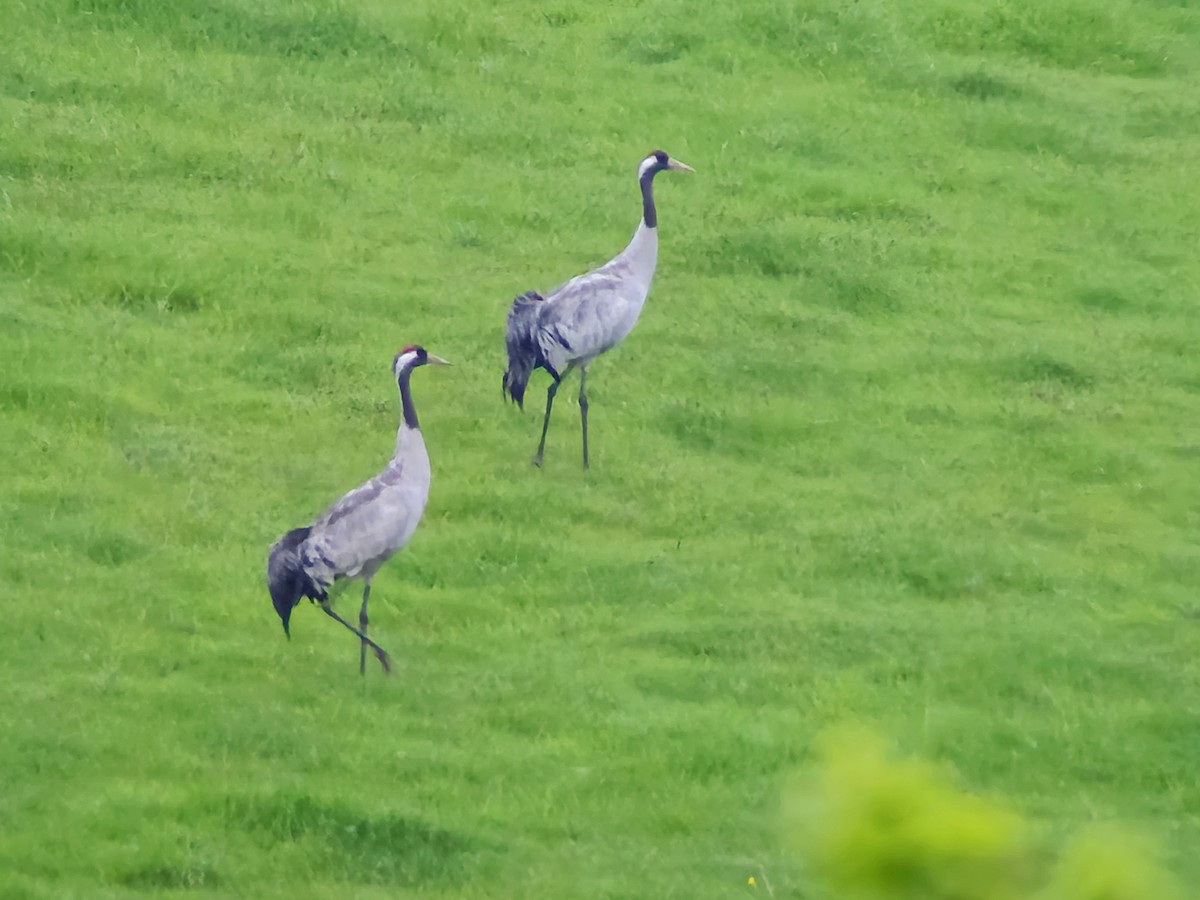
[2,0,1198,896]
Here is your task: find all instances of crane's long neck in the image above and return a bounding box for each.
[394,368,431,474]
[398,368,419,432]
[617,169,661,286]
[640,168,659,229]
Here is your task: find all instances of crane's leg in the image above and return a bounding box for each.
[578,366,590,469]
[319,601,392,674]
[358,581,372,676]
[532,377,561,468]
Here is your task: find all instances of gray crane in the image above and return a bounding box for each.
[267,345,450,674]
[502,149,694,468]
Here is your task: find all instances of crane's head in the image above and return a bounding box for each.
[393,345,452,380]
[638,149,695,181]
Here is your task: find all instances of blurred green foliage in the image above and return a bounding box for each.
[787,727,1183,900]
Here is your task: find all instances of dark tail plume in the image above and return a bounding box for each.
[267,526,323,637]
[502,290,546,409]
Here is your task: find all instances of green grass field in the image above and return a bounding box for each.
[3,0,1198,896]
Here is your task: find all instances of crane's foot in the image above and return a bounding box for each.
[531,454,544,468]
[359,619,368,676]
[319,602,393,675]
[373,647,393,674]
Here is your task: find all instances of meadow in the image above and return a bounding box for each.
[2,0,1198,896]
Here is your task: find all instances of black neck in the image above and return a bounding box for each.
[640,168,658,229]
[398,368,419,430]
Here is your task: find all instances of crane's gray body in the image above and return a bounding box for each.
[292,424,431,593]
[515,221,658,383]
[501,150,692,467]
[267,347,447,670]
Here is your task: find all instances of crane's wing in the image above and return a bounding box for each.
[502,290,549,406]
[303,462,426,584]
[313,461,405,532]
[540,262,641,359]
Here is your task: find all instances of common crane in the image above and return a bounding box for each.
[267,345,450,674]
[502,149,694,468]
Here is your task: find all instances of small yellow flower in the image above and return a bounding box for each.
[748,875,757,887]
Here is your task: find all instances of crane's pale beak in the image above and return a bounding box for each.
[426,354,452,366]
[667,158,695,173]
